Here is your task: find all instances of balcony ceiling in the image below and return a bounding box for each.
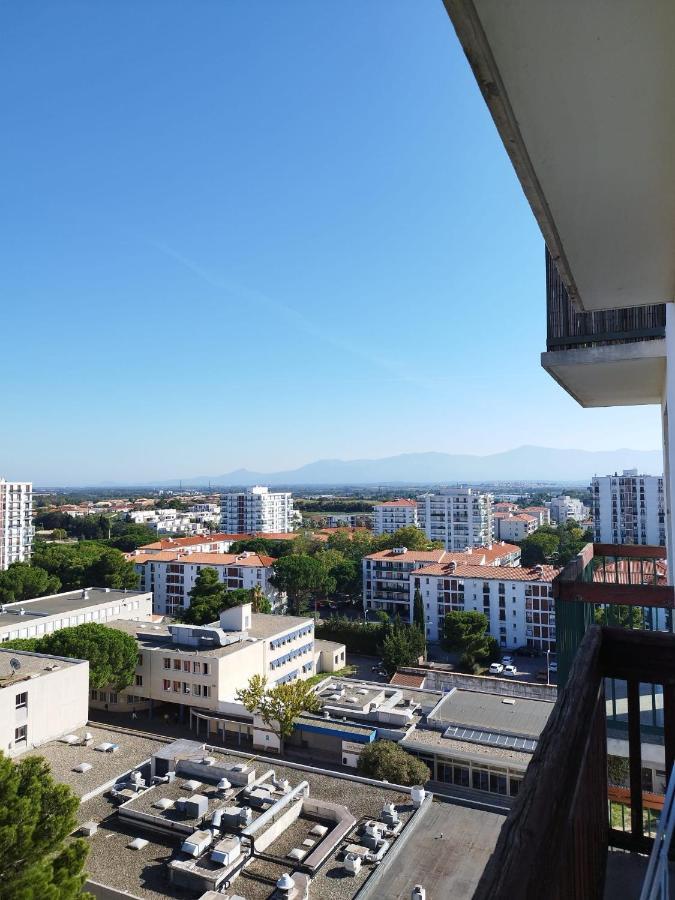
[444,1,675,311]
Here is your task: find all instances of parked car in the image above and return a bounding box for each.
[501,655,514,665]
[489,662,504,675]
[503,664,518,677]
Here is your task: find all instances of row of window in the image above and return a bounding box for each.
[0,602,145,642]
[162,680,211,697]
[163,658,210,675]
[269,625,313,651]
[270,642,313,670]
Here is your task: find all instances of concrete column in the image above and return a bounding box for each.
[662,304,675,596]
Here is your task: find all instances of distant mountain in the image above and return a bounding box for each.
[151,445,664,487]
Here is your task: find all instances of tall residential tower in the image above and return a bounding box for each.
[591,469,665,546]
[0,479,34,570]
[417,488,493,551]
[220,485,294,534]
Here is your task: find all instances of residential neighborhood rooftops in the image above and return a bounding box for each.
[427,688,554,739]
[365,543,520,565]
[0,648,85,685]
[412,563,559,581]
[131,551,275,567]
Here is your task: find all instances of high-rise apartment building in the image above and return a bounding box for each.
[373,499,418,535]
[417,488,493,551]
[0,479,34,571]
[547,495,588,524]
[591,470,665,546]
[220,486,294,534]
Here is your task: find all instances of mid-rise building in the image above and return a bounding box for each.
[521,506,551,527]
[373,499,419,535]
[417,488,493,550]
[0,588,153,643]
[495,513,538,542]
[133,550,283,616]
[591,469,665,546]
[0,648,89,757]
[220,486,294,534]
[0,479,34,570]
[547,495,588,524]
[411,562,559,649]
[363,543,520,619]
[133,533,244,555]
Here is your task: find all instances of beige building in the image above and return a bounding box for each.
[90,603,342,718]
[0,648,89,757]
[0,588,153,643]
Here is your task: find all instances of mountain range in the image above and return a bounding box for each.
[147,445,664,487]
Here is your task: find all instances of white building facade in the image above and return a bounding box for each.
[547,495,588,524]
[417,488,493,550]
[133,550,284,616]
[591,470,666,546]
[0,479,34,571]
[411,563,559,649]
[495,513,538,542]
[363,543,521,620]
[0,649,89,757]
[373,500,418,535]
[220,486,294,534]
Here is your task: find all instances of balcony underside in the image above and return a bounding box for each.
[541,340,666,407]
[443,0,675,311]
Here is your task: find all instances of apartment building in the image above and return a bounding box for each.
[127,508,206,536]
[411,562,558,649]
[0,588,153,643]
[373,499,419,535]
[591,470,666,546]
[220,486,294,534]
[133,533,243,555]
[417,488,493,550]
[495,513,538,542]
[521,506,551,527]
[547,495,588,524]
[363,542,520,619]
[0,649,89,757]
[90,603,340,716]
[133,551,283,616]
[0,479,34,570]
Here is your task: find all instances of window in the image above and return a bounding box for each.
[15,692,27,709]
[193,661,202,674]
[109,693,118,704]
[135,675,143,687]
[14,725,27,743]
[137,653,143,666]
[173,660,181,670]
[183,660,190,672]
[163,679,171,691]
[172,681,181,692]
[163,658,171,669]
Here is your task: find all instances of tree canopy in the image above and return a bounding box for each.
[379,620,426,674]
[4,623,138,690]
[271,554,334,615]
[235,674,321,751]
[0,753,89,899]
[443,611,500,672]
[0,563,61,604]
[519,520,591,567]
[31,542,138,592]
[357,740,430,786]
[180,572,272,625]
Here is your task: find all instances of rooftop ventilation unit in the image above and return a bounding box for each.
[391,547,408,555]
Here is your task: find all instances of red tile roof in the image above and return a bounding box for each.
[389,672,426,688]
[132,551,275,567]
[412,563,559,582]
[376,499,417,508]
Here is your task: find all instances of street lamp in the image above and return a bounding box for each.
[546,648,551,686]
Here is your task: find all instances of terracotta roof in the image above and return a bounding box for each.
[365,543,520,565]
[132,551,275,567]
[504,514,537,523]
[138,533,242,551]
[412,563,559,582]
[389,672,426,688]
[376,499,417,508]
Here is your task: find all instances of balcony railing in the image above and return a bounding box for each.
[546,249,666,351]
[473,625,675,900]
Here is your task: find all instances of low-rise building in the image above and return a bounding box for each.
[0,587,153,643]
[90,604,332,719]
[0,648,89,757]
[132,533,244,555]
[495,513,538,542]
[133,550,283,616]
[521,506,551,527]
[363,543,520,619]
[373,500,419,535]
[411,562,559,648]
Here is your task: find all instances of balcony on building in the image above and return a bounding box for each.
[473,543,675,899]
[541,250,666,407]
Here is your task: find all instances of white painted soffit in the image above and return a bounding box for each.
[444,0,675,311]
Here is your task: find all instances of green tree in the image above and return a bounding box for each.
[51,529,68,541]
[378,526,439,551]
[594,605,644,629]
[86,549,139,590]
[0,563,61,604]
[180,568,227,624]
[443,611,499,672]
[250,584,272,614]
[0,753,90,899]
[235,674,321,752]
[31,543,138,591]
[380,620,426,675]
[271,554,334,615]
[357,740,430,786]
[413,587,425,630]
[38,623,139,690]
[519,529,560,566]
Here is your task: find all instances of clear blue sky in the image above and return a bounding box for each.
[1,1,661,485]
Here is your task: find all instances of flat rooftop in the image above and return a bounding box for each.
[428,688,554,739]
[0,648,84,686]
[401,727,533,770]
[0,588,150,628]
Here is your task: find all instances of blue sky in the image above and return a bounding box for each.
[1,1,661,485]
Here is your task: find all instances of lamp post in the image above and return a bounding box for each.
[546,648,551,686]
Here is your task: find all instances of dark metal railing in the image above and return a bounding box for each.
[473,625,675,900]
[546,248,666,351]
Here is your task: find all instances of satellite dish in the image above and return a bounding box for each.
[9,658,21,672]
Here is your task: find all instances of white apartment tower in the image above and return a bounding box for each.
[591,470,665,546]
[220,486,294,534]
[373,499,418,535]
[417,488,493,551]
[0,480,34,571]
